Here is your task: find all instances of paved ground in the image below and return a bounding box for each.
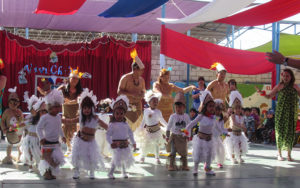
[0,140,300,188]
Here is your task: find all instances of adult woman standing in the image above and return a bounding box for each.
[192,76,206,110]
[153,68,195,122]
[0,61,7,140]
[257,69,300,161]
[58,68,83,154]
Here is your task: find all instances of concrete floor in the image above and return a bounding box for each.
[1,140,300,188]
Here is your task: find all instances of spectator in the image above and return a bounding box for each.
[192,76,206,110]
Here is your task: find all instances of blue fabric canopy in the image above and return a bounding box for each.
[99,0,168,18]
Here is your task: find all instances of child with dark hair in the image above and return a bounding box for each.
[259,109,275,144]
[212,99,228,169]
[186,91,217,176]
[244,107,255,142]
[106,95,136,179]
[189,108,198,120]
[189,108,199,139]
[71,89,108,179]
[22,98,47,172]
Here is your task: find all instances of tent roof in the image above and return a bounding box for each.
[0,0,208,35]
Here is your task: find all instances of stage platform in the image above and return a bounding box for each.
[0,140,300,188]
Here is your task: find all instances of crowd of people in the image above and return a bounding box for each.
[0,51,299,180]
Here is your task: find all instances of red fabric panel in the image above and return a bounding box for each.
[161,26,274,75]
[0,31,151,111]
[35,0,86,15]
[216,0,300,26]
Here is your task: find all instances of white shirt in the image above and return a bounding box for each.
[186,114,215,136]
[106,122,135,145]
[212,118,227,137]
[79,117,99,129]
[167,113,190,136]
[230,115,245,131]
[37,114,64,142]
[140,108,168,128]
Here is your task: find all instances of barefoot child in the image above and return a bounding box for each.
[0,87,25,164]
[37,89,66,180]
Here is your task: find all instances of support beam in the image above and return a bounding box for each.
[25,28,29,39]
[131,33,137,42]
[271,22,280,110]
[186,30,191,112]
[160,4,166,69]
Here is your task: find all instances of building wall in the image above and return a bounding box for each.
[151,45,300,84]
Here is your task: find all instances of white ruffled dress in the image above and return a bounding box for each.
[71,118,105,171]
[224,115,248,157]
[186,114,216,164]
[22,123,41,166]
[135,108,167,155]
[212,119,227,164]
[37,114,65,176]
[106,121,135,169]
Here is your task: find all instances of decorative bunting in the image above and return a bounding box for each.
[35,0,86,15]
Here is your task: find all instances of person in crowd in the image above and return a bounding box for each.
[117,49,146,131]
[192,76,206,110]
[257,68,300,161]
[153,68,195,122]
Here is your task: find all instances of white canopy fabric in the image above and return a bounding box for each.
[158,0,256,24]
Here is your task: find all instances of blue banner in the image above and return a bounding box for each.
[99,0,168,18]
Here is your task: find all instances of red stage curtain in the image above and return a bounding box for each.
[216,0,300,26]
[161,26,274,75]
[35,0,86,15]
[0,31,151,110]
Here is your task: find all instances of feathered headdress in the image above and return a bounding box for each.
[23,91,39,111]
[32,98,45,111]
[110,95,130,112]
[78,88,98,108]
[210,62,227,73]
[144,90,162,103]
[8,86,19,101]
[130,48,145,69]
[229,90,243,107]
[160,67,172,76]
[45,89,64,106]
[69,67,84,78]
[200,90,214,106]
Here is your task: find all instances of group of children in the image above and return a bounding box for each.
[0,82,250,180]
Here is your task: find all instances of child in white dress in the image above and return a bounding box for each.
[224,91,248,164]
[71,89,108,179]
[212,99,228,168]
[186,91,216,176]
[106,95,136,179]
[22,98,46,172]
[136,91,167,164]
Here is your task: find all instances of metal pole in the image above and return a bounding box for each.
[231,25,235,48]
[25,28,29,39]
[160,4,166,69]
[271,22,280,110]
[131,33,137,42]
[186,30,191,112]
